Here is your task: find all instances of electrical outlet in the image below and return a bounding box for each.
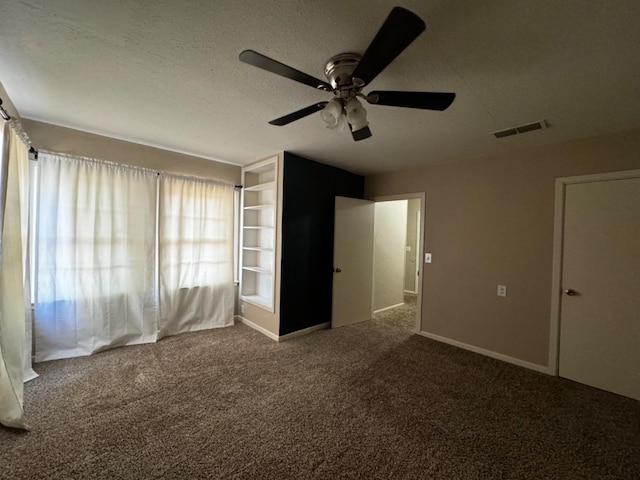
[497,285,507,297]
[425,253,432,263]
[240,303,245,314]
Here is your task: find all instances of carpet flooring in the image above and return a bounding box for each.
[2,302,639,479]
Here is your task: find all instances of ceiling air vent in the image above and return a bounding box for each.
[493,120,547,139]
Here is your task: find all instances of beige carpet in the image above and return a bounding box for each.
[373,294,418,329]
[2,305,639,479]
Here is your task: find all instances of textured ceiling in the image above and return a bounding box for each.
[1,0,639,175]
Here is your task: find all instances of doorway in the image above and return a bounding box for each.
[372,194,424,332]
[331,193,424,332]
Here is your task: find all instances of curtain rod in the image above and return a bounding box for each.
[35,149,242,189]
[29,148,239,187]
[2,101,238,186]
[1,97,36,158]
[0,98,11,121]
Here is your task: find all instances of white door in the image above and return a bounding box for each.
[332,196,374,328]
[559,177,640,400]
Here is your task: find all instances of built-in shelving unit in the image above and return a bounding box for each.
[240,157,278,311]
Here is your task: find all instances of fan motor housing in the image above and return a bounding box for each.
[324,53,362,90]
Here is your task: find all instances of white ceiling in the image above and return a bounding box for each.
[1,0,639,175]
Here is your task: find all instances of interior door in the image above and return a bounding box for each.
[559,177,640,400]
[332,196,374,328]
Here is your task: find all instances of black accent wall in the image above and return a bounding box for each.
[279,152,364,335]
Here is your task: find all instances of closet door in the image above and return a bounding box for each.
[559,176,640,400]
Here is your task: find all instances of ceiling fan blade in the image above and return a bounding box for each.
[351,125,372,141]
[239,50,333,92]
[269,102,329,126]
[351,7,425,87]
[366,91,455,111]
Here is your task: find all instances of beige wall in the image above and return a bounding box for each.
[365,127,640,367]
[21,119,241,184]
[373,200,407,311]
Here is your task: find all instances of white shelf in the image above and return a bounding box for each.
[243,246,273,252]
[241,294,273,310]
[240,156,278,313]
[244,181,275,192]
[242,266,272,274]
[244,204,274,211]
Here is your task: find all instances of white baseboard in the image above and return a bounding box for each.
[236,315,279,341]
[236,316,330,342]
[278,322,330,341]
[416,330,551,374]
[373,302,404,314]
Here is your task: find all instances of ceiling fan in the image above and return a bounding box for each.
[239,6,455,141]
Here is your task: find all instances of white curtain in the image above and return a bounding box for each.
[158,175,234,337]
[34,153,157,361]
[24,160,37,382]
[0,123,30,429]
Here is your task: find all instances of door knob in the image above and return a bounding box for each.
[564,289,577,296]
[334,267,342,273]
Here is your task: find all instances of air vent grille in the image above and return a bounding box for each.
[494,128,517,138]
[493,120,546,139]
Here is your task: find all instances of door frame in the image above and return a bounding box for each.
[372,193,425,332]
[413,210,420,293]
[548,169,640,375]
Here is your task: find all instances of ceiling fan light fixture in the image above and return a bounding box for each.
[241,7,454,142]
[326,110,348,132]
[321,99,344,129]
[345,97,369,132]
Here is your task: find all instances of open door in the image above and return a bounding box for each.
[331,196,374,328]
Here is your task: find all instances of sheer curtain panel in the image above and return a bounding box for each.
[158,175,234,337]
[34,153,158,361]
[0,124,30,428]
